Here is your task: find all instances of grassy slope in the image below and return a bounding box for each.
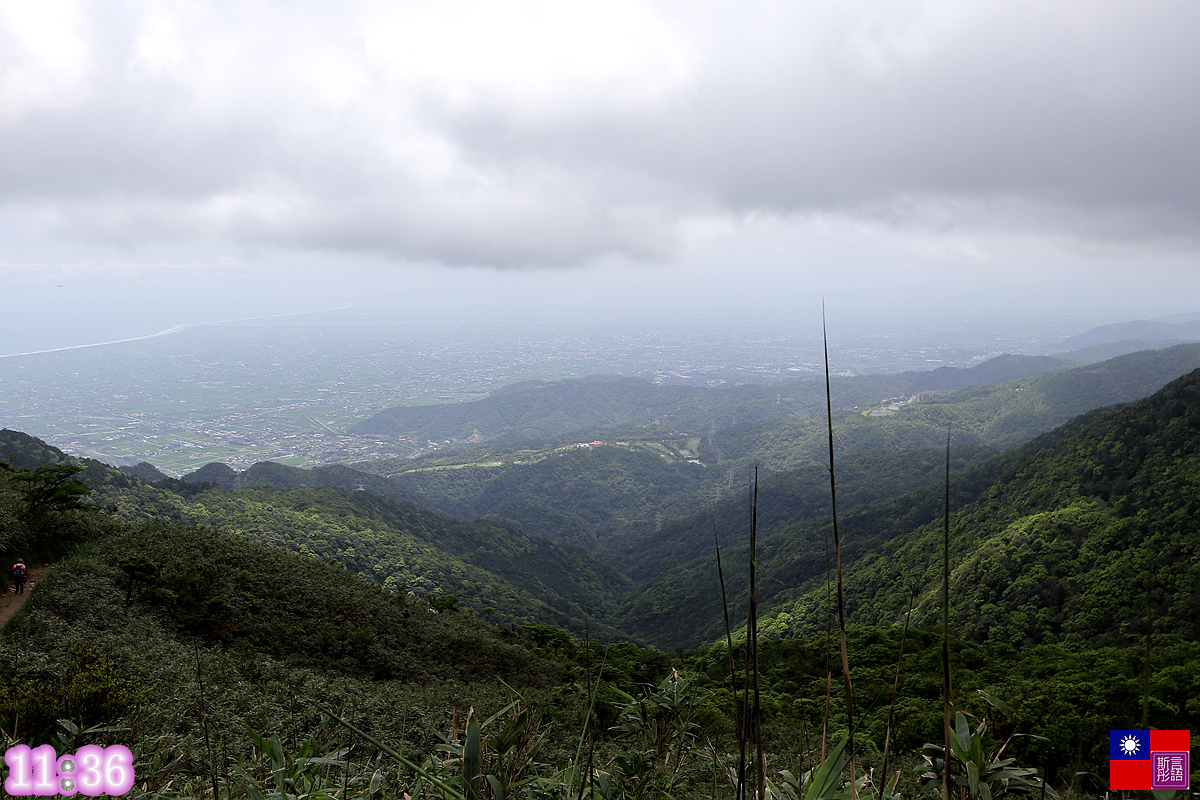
[75,520,553,683]
[0,519,565,795]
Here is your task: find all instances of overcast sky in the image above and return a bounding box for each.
[3,0,1199,351]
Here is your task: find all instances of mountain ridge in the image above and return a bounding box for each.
[350,353,1075,445]
[619,367,1200,650]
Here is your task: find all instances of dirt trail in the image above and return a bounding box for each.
[0,565,48,631]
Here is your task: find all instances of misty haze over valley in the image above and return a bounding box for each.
[3,307,1200,475]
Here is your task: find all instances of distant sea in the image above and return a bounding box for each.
[0,304,356,359]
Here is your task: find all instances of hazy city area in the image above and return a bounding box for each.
[0,309,1084,475]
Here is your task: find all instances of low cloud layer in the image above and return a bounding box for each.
[2,0,1198,268]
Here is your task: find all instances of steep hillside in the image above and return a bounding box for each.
[801,365,1200,648]
[0,430,124,576]
[1054,338,1197,363]
[603,446,1001,584]
[917,342,1200,448]
[178,484,634,633]
[1,430,634,638]
[616,436,1046,649]
[42,520,554,683]
[0,428,79,471]
[614,367,1200,652]
[671,368,1200,653]
[0,517,565,795]
[390,443,726,549]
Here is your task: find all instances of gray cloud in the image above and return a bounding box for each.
[1,0,1197,268]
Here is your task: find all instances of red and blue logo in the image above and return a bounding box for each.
[1109,730,1190,790]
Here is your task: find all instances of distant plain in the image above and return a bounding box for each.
[0,307,1176,474]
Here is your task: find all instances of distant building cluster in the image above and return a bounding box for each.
[866,390,940,417]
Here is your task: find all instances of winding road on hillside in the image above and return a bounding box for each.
[0,566,47,631]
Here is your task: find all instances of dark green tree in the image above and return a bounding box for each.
[12,464,91,519]
[520,623,574,654]
[118,556,161,605]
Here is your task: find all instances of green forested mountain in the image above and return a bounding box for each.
[602,446,1002,585]
[172,484,634,633]
[10,343,1200,656]
[389,444,726,549]
[0,430,123,579]
[620,367,1200,652]
[708,342,1200,471]
[0,430,631,638]
[1,427,86,471]
[350,354,1073,445]
[6,350,1200,795]
[179,458,425,507]
[182,460,242,487]
[764,364,1200,649]
[328,345,1200,594]
[118,460,172,482]
[357,345,1200,603]
[1055,316,1200,350]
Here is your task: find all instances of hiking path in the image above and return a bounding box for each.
[0,565,49,632]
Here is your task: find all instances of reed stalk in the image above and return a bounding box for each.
[942,425,952,800]
[572,644,610,799]
[823,307,855,798]
[464,712,481,800]
[749,470,764,800]
[715,523,745,800]
[740,628,752,800]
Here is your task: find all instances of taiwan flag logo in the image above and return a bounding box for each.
[1110,730,1191,790]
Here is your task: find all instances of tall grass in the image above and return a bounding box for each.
[749,470,766,800]
[942,425,953,800]
[714,523,745,800]
[823,308,855,798]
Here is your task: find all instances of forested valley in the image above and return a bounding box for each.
[2,344,1199,798]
